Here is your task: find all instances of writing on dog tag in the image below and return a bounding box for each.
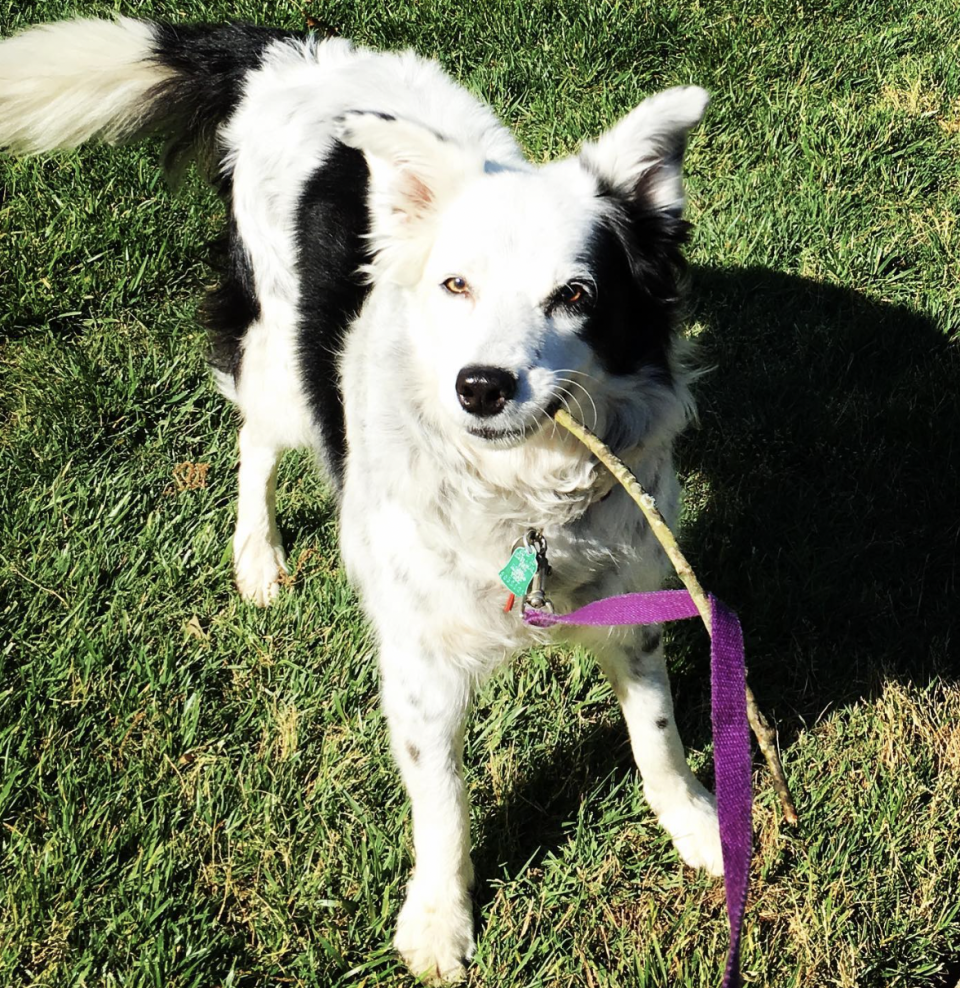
[499,546,538,596]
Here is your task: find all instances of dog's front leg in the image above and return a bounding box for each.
[381,644,475,983]
[591,627,724,876]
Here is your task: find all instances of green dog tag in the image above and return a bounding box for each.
[499,546,538,596]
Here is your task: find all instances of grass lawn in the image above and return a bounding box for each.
[2,0,959,985]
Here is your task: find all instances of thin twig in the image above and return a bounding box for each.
[7,563,69,608]
[554,407,799,826]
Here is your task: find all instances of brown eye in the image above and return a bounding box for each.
[442,276,469,294]
[557,282,587,306]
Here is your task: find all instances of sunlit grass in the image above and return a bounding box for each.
[2,1,959,985]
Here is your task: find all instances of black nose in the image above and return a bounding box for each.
[455,365,518,417]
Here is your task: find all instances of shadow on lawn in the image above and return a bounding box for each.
[474,264,960,893]
[677,266,959,727]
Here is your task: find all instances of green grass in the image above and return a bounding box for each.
[2,1,959,985]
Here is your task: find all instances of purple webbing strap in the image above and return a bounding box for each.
[525,590,751,988]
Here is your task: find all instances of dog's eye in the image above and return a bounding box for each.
[442,276,470,295]
[556,282,588,306]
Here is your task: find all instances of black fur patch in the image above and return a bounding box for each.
[138,24,302,378]
[579,182,689,376]
[203,177,259,382]
[295,143,374,484]
[148,22,300,174]
[655,717,669,730]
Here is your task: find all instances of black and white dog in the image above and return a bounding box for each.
[0,18,719,981]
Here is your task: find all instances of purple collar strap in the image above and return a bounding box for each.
[525,591,751,988]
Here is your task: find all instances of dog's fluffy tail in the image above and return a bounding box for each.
[0,17,297,173]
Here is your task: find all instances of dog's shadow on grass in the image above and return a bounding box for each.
[473,264,959,894]
[677,265,958,728]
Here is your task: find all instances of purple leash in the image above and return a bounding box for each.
[525,591,751,988]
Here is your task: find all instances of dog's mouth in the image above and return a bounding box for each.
[466,395,562,445]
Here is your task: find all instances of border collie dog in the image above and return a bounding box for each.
[0,18,719,981]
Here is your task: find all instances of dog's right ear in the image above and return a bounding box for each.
[336,112,484,285]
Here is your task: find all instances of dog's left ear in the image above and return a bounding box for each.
[336,112,484,284]
[580,86,709,216]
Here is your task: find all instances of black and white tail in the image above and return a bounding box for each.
[0,16,297,172]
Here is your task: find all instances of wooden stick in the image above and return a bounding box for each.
[554,407,799,826]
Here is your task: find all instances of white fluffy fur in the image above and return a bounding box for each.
[1,22,718,983]
[0,18,172,152]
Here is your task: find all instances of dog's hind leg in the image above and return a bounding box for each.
[591,628,724,876]
[232,423,288,606]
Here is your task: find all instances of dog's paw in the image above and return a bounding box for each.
[395,883,474,984]
[233,535,288,607]
[657,790,724,877]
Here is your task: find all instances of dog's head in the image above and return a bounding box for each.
[337,88,707,452]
